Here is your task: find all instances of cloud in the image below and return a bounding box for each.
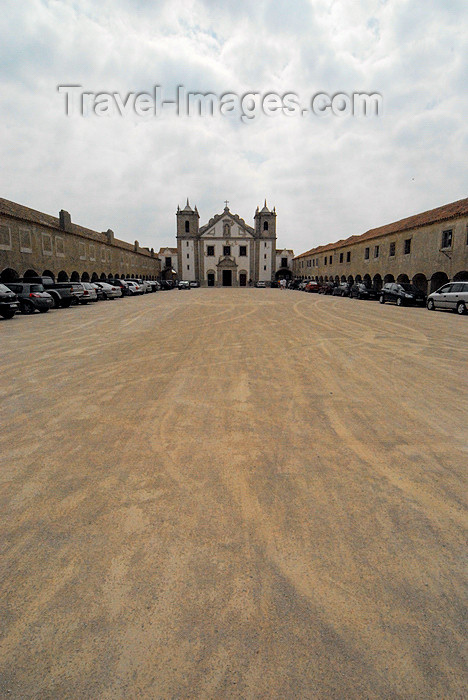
[0,0,466,255]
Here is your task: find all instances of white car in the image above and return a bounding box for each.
[126,281,144,295]
[427,281,468,314]
[95,282,122,299]
[255,281,266,288]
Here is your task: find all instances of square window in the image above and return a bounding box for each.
[441,229,452,249]
[281,257,287,267]
[0,224,11,250]
[101,246,106,262]
[89,244,95,261]
[165,256,172,267]
[364,247,370,260]
[19,228,32,252]
[55,236,65,257]
[239,246,247,256]
[389,242,395,256]
[224,246,231,256]
[404,238,411,254]
[207,246,215,256]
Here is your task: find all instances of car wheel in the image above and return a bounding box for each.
[427,299,435,311]
[61,299,72,308]
[396,297,403,306]
[39,307,50,313]
[456,301,466,315]
[1,309,16,319]
[51,295,60,309]
[21,301,35,314]
[379,295,385,304]
[103,293,108,300]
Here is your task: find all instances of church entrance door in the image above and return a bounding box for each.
[222,270,232,287]
[239,273,247,287]
[207,273,215,287]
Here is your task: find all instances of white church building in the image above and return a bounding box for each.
[170,200,293,287]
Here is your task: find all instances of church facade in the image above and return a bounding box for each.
[174,201,292,287]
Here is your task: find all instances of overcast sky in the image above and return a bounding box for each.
[1,0,467,253]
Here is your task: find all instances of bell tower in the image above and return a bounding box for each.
[254,200,276,238]
[176,198,199,239]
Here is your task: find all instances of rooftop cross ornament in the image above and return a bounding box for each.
[224,200,229,208]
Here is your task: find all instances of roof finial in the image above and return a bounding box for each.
[186,197,190,207]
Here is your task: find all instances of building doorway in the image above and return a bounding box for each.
[207,272,215,287]
[222,270,232,287]
[239,272,247,287]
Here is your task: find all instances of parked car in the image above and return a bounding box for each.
[426,281,468,314]
[81,282,98,302]
[91,283,106,301]
[255,281,266,288]
[109,279,131,296]
[0,283,19,319]
[350,283,379,300]
[379,283,426,306]
[305,281,320,293]
[134,279,152,293]
[178,280,191,289]
[22,275,74,308]
[126,281,144,295]
[52,281,86,305]
[146,281,159,292]
[94,282,122,300]
[319,282,335,295]
[160,280,175,290]
[5,282,54,314]
[333,282,351,297]
[189,281,200,288]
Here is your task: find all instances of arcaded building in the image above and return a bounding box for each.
[0,198,161,283]
[173,201,293,286]
[293,198,468,293]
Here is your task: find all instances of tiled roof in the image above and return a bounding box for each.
[158,247,178,254]
[0,197,154,256]
[294,197,468,260]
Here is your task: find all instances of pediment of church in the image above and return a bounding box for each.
[200,209,255,239]
[216,255,238,268]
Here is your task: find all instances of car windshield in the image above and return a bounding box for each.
[401,284,418,292]
[30,285,44,292]
[0,284,11,292]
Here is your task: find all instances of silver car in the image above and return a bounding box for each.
[95,282,122,300]
[427,281,468,315]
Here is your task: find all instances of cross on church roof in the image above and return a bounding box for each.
[224,200,229,209]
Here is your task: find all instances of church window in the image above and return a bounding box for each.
[187,253,189,259]
[263,221,268,231]
[441,229,452,249]
[165,257,171,267]
[264,265,267,270]
[186,241,189,246]
[187,265,190,270]
[239,246,247,256]
[223,245,231,256]
[264,254,267,259]
[207,245,215,256]
[185,221,190,233]
[339,252,343,263]
[281,257,287,267]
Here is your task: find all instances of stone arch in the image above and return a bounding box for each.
[0,267,19,282]
[347,275,354,285]
[23,268,38,278]
[91,272,99,282]
[108,273,113,280]
[42,269,55,281]
[70,271,80,282]
[57,270,69,282]
[324,275,329,282]
[412,273,428,294]
[341,275,346,282]
[453,270,468,281]
[334,275,340,283]
[319,276,323,282]
[430,271,449,293]
[100,272,107,281]
[363,274,371,288]
[81,271,90,282]
[373,273,382,291]
[384,273,394,284]
[263,221,269,231]
[114,273,120,279]
[355,274,362,283]
[397,273,410,284]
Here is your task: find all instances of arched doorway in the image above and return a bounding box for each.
[453,270,468,281]
[363,274,371,288]
[70,271,80,282]
[397,273,410,284]
[42,269,55,281]
[91,272,99,282]
[355,274,362,283]
[207,271,215,287]
[347,275,354,285]
[384,274,394,284]
[23,269,38,278]
[81,271,90,282]
[0,267,19,282]
[100,272,107,281]
[239,271,247,287]
[275,268,292,281]
[341,275,346,282]
[430,271,449,293]
[57,270,69,282]
[412,273,428,293]
[373,274,382,291]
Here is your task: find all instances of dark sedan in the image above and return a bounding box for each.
[350,283,379,300]
[379,283,426,306]
[5,282,54,314]
[0,283,19,319]
[333,282,351,297]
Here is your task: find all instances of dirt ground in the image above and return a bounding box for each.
[0,288,467,699]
